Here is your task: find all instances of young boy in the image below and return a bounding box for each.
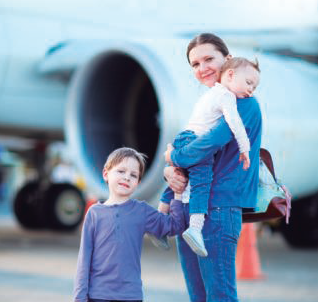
[154,57,260,257]
[73,147,185,302]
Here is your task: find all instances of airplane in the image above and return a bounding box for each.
[0,0,318,248]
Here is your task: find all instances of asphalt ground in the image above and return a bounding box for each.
[0,217,317,302]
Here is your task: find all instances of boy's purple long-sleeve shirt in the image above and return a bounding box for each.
[74,199,184,302]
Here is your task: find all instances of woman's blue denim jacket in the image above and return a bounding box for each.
[171,97,262,209]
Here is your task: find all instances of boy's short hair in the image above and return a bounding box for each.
[221,57,260,75]
[104,147,147,181]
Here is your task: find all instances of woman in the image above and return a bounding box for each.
[164,33,262,301]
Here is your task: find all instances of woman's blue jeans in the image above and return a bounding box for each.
[176,203,242,302]
[161,130,214,214]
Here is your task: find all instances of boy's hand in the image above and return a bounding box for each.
[164,143,174,165]
[174,193,182,200]
[239,152,250,170]
[158,201,170,214]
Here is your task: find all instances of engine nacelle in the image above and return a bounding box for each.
[66,38,197,200]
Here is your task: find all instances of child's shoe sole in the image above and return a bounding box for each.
[148,234,171,250]
[182,230,208,257]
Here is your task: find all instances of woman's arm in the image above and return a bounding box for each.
[170,117,233,169]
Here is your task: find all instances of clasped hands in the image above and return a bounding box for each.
[164,143,188,195]
[164,142,252,196]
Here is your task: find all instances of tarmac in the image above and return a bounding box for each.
[0,216,317,302]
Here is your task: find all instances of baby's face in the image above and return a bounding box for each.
[227,65,260,98]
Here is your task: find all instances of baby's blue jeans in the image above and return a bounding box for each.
[161,130,214,214]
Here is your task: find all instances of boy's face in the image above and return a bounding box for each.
[224,65,260,98]
[103,157,140,200]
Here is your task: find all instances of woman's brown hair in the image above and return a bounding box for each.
[186,33,230,63]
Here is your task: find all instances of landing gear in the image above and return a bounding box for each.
[13,182,85,231]
[13,181,46,229]
[278,194,318,248]
[43,183,85,231]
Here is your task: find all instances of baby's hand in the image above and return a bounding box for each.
[239,152,250,170]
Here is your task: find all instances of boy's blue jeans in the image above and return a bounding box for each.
[176,203,242,302]
[161,130,214,214]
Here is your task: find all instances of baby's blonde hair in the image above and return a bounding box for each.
[104,147,147,182]
[221,57,260,75]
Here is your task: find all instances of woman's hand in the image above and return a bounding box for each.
[164,143,174,165]
[164,166,188,194]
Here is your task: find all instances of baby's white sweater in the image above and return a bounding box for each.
[187,83,250,153]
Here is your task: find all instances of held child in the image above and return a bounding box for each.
[74,147,185,302]
[153,57,260,257]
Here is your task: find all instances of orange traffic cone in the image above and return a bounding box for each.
[84,199,97,216]
[236,223,265,280]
